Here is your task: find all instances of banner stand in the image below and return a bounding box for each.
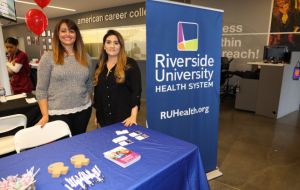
[206,168,223,180]
[146,0,224,173]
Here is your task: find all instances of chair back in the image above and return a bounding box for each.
[220,57,234,85]
[0,114,27,133]
[14,120,72,153]
[221,57,234,71]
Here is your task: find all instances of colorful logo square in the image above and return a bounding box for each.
[177,21,198,51]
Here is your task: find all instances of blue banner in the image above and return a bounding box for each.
[146,0,223,172]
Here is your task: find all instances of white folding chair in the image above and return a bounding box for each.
[14,120,72,153]
[0,114,27,155]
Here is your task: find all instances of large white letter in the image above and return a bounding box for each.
[155,54,165,68]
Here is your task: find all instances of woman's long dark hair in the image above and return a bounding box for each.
[93,30,127,85]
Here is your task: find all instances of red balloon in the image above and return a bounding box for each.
[25,9,48,36]
[34,0,51,9]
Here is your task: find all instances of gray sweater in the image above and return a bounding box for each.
[36,52,93,115]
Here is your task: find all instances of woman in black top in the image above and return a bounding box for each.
[93,30,142,127]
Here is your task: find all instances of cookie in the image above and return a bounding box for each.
[48,162,69,178]
[70,154,90,168]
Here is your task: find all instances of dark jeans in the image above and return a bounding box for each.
[49,106,92,136]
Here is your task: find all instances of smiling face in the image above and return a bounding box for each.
[104,35,121,57]
[58,22,76,48]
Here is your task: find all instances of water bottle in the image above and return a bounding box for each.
[0,86,5,96]
[0,87,7,102]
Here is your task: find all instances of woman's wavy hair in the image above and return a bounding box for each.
[52,19,88,66]
[93,30,127,85]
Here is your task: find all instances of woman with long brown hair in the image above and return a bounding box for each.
[36,19,93,135]
[93,30,142,127]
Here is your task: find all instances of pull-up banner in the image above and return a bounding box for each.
[146,0,223,172]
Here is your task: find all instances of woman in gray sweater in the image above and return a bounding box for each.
[36,19,93,135]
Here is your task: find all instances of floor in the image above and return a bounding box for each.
[210,97,300,190]
[87,97,300,190]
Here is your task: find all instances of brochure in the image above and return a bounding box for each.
[103,146,141,168]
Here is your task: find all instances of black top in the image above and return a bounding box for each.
[94,57,142,127]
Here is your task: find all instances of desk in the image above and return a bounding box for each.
[0,93,41,127]
[247,62,286,67]
[243,56,300,118]
[0,123,209,190]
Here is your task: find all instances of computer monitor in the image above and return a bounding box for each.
[0,0,17,22]
[263,45,289,63]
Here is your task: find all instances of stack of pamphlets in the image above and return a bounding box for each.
[103,146,141,168]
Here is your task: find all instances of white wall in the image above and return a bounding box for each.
[0,23,11,95]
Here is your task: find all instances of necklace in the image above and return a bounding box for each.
[106,62,116,77]
[106,70,112,77]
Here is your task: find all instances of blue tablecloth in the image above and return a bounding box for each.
[0,123,209,190]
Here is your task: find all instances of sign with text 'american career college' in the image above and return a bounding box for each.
[146,0,223,172]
